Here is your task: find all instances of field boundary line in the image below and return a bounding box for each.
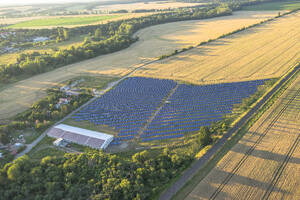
[209,88,300,200]
[159,63,300,200]
[261,126,300,199]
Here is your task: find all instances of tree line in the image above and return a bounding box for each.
[0,5,232,84]
[0,89,91,145]
[0,125,212,200]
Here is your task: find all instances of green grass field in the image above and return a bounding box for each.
[7,15,124,28]
[242,0,300,11]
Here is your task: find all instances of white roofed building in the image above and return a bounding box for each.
[47,124,114,150]
[33,37,49,42]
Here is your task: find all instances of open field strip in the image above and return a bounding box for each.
[242,0,300,11]
[95,1,204,12]
[133,11,300,84]
[1,13,150,28]
[185,69,300,200]
[0,11,278,119]
[7,15,124,28]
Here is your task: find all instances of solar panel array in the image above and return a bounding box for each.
[71,77,266,144]
[71,77,176,143]
[141,80,265,142]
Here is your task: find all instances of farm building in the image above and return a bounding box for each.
[47,124,114,149]
[33,37,49,42]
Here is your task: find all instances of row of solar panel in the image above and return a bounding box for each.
[70,77,266,142]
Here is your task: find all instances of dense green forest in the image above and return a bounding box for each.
[0,149,187,199]
[0,124,213,200]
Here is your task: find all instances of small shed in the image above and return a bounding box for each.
[53,138,68,147]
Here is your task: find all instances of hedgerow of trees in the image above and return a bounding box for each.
[0,4,232,84]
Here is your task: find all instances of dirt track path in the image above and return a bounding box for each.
[0,11,278,119]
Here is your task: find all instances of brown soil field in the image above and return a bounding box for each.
[185,73,300,200]
[132,11,300,85]
[0,11,278,119]
[95,1,203,12]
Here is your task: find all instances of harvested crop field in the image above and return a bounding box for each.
[242,0,300,11]
[133,11,300,85]
[7,15,124,28]
[0,11,279,119]
[185,71,300,200]
[2,13,149,28]
[95,1,203,12]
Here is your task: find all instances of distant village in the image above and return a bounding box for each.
[0,31,50,54]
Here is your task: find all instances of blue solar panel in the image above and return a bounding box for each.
[70,77,266,142]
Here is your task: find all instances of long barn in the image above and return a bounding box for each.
[47,124,114,150]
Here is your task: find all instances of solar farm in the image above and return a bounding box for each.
[69,77,266,146]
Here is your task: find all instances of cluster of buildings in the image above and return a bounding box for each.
[55,79,86,108]
[55,97,72,109]
[0,31,16,39]
[60,79,85,96]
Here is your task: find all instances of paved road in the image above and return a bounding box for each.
[159,64,300,200]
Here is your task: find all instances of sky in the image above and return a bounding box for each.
[0,0,97,6]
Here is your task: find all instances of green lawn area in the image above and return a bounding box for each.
[7,15,124,28]
[28,136,65,160]
[242,0,300,11]
[73,75,120,90]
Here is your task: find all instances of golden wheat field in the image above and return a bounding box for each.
[185,73,300,200]
[95,1,203,12]
[0,13,151,28]
[132,11,300,85]
[0,11,279,119]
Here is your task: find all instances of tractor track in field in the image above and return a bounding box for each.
[159,64,300,200]
[199,27,298,81]
[209,87,300,200]
[261,130,300,199]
